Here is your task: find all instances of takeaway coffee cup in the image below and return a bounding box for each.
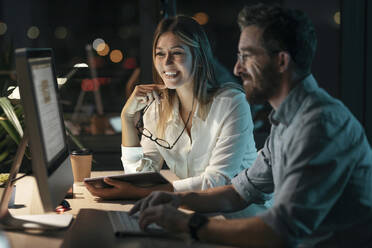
[70,149,92,183]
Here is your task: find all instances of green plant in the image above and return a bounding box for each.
[0,97,28,168]
[0,173,9,184]
[0,37,23,169]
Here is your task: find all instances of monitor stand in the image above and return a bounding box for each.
[0,133,72,230]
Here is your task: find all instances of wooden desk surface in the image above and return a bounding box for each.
[5,171,231,248]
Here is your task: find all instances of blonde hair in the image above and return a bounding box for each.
[152,16,242,137]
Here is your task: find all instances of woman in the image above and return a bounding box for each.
[86,16,257,204]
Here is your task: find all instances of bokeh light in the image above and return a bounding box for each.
[96,42,106,52]
[123,57,137,69]
[193,12,209,25]
[97,43,110,56]
[55,26,68,39]
[27,26,40,39]
[57,78,67,86]
[110,50,123,63]
[0,22,7,35]
[93,38,105,51]
[7,86,20,99]
[73,63,88,68]
[333,11,341,25]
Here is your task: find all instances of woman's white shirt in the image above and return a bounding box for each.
[121,87,257,192]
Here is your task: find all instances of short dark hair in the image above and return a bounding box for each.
[238,4,317,76]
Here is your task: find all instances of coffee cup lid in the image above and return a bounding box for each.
[71,148,92,155]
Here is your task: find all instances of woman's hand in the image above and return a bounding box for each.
[121,84,166,119]
[121,83,166,146]
[85,177,147,200]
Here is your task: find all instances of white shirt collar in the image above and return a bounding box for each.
[167,97,204,124]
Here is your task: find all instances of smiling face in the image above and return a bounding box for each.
[233,26,281,104]
[154,32,194,90]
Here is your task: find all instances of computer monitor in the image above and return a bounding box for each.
[15,48,73,212]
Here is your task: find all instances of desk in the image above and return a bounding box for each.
[5,171,232,248]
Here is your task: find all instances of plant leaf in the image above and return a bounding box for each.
[0,135,11,150]
[0,119,20,145]
[0,150,9,162]
[0,123,6,137]
[65,127,85,149]
[1,158,13,166]
[0,97,23,137]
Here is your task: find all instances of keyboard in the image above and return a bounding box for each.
[107,211,141,235]
[107,210,164,237]
[61,209,176,248]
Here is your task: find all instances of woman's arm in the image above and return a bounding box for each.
[121,114,141,147]
[121,84,165,147]
[85,84,170,199]
[85,178,174,200]
[120,84,166,174]
[121,101,164,174]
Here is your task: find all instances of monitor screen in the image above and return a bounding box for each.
[16,48,73,212]
[29,57,65,164]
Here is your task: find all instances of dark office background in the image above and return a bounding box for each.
[0,0,371,169]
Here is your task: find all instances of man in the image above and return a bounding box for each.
[130,4,372,247]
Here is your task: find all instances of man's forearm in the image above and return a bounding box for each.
[198,216,286,248]
[178,185,249,213]
[135,183,174,198]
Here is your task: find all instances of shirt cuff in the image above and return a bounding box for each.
[121,146,144,162]
[232,169,271,204]
[172,177,202,192]
[121,145,145,174]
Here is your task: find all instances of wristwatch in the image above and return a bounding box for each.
[188,213,209,241]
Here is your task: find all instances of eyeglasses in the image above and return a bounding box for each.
[237,50,281,64]
[136,99,192,150]
[237,52,251,65]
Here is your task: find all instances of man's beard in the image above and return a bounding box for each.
[243,62,281,105]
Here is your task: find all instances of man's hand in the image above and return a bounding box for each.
[138,204,190,233]
[129,191,181,215]
[85,177,146,200]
